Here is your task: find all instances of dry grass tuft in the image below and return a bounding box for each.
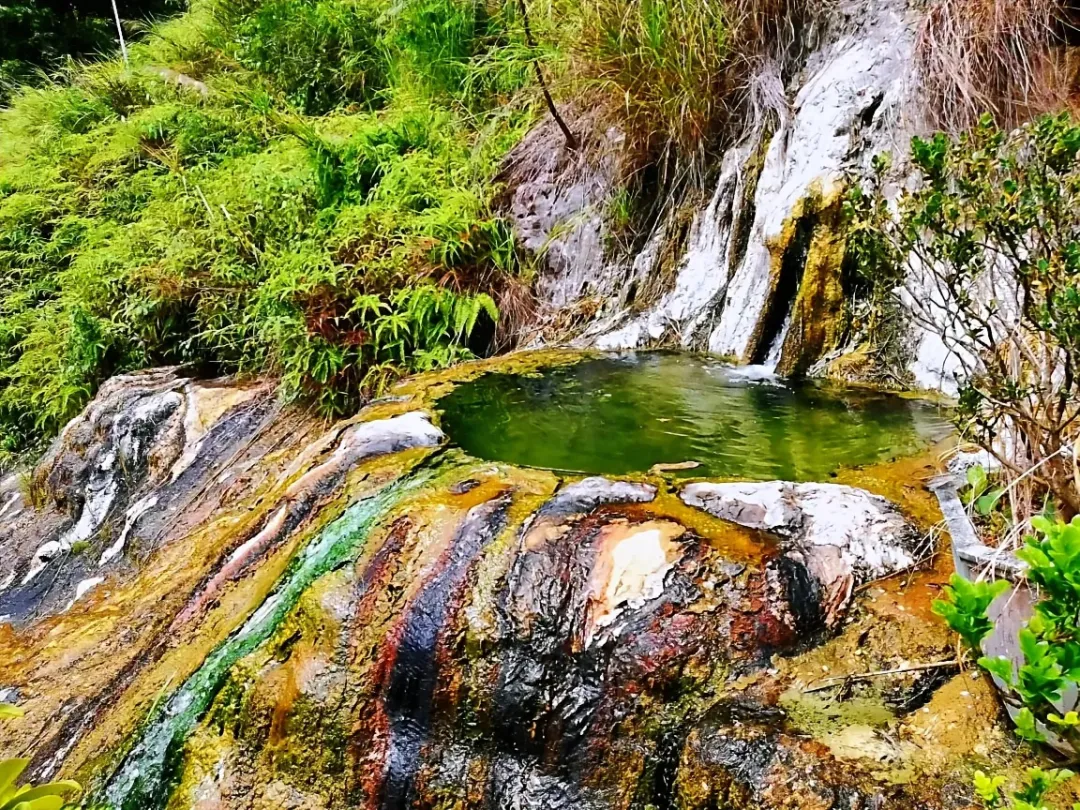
[914,0,1079,130]
[570,0,826,179]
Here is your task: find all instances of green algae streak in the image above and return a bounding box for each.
[102,464,440,810]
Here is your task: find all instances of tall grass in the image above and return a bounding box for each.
[570,0,820,175]
[0,0,839,462]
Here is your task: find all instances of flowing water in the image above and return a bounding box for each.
[103,465,439,810]
[438,352,952,480]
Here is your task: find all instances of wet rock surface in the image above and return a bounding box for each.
[681,481,922,626]
[507,0,933,387]
[0,363,1007,809]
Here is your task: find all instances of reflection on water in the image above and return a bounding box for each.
[437,352,952,480]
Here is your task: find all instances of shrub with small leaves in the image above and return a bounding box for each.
[934,517,1080,759]
[847,113,1080,518]
[933,573,1009,651]
[973,767,1077,810]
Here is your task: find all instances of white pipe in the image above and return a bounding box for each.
[110,0,129,66]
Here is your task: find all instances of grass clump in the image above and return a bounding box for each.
[914,0,1080,130]
[570,0,819,176]
[0,0,541,462]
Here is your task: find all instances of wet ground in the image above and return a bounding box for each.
[0,350,1050,810]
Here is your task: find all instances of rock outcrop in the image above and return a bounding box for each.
[504,0,962,391]
[681,481,922,626]
[0,361,986,809]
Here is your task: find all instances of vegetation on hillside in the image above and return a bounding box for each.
[1,0,182,99]
[0,0,547,462]
[847,112,1080,520]
[0,0,825,463]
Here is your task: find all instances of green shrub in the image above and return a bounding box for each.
[221,0,391,114]
[935,517,1080,756]
[935,518,1080,809]
[0,0,542,463]
[846,112,1080,518]
[973,766,1076,810]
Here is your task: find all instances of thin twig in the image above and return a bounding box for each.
[803,659,960,693]
[517,0,578,150]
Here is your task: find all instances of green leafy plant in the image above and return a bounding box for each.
[933,573,1009,651]
[846,112,1080,518]
[935,517,1080,757]
[973,766,1077,810]
[964,465,1007,519]
[935,519,1080,808]
[0,702,82,810]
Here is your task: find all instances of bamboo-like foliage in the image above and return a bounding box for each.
[0,0,545,461]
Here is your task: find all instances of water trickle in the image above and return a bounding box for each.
[102,465,439,810]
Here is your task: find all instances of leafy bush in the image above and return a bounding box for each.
[973,766,1076,810]
[935,517,1080,757]
[935,518,1080,809]
[847,112,1080,518]
[0,0,541,462]
[220,0,391,114]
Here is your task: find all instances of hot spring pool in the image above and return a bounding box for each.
[437,352,952,480]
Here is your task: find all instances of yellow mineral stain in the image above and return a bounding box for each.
[833,440,950,530]
[51,448,431,781]
[386,347,595,416]
[620,486,774,566]
[165,381,268,479]
[775,189,847,377]
[832,439,955,624]
[464,468,559,644]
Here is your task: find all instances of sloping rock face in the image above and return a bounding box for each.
[505,0,945,387]
[0,364,979,809]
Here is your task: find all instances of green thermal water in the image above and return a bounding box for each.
[438,353,952,480]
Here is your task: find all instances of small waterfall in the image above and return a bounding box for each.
[520,0,918,379]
